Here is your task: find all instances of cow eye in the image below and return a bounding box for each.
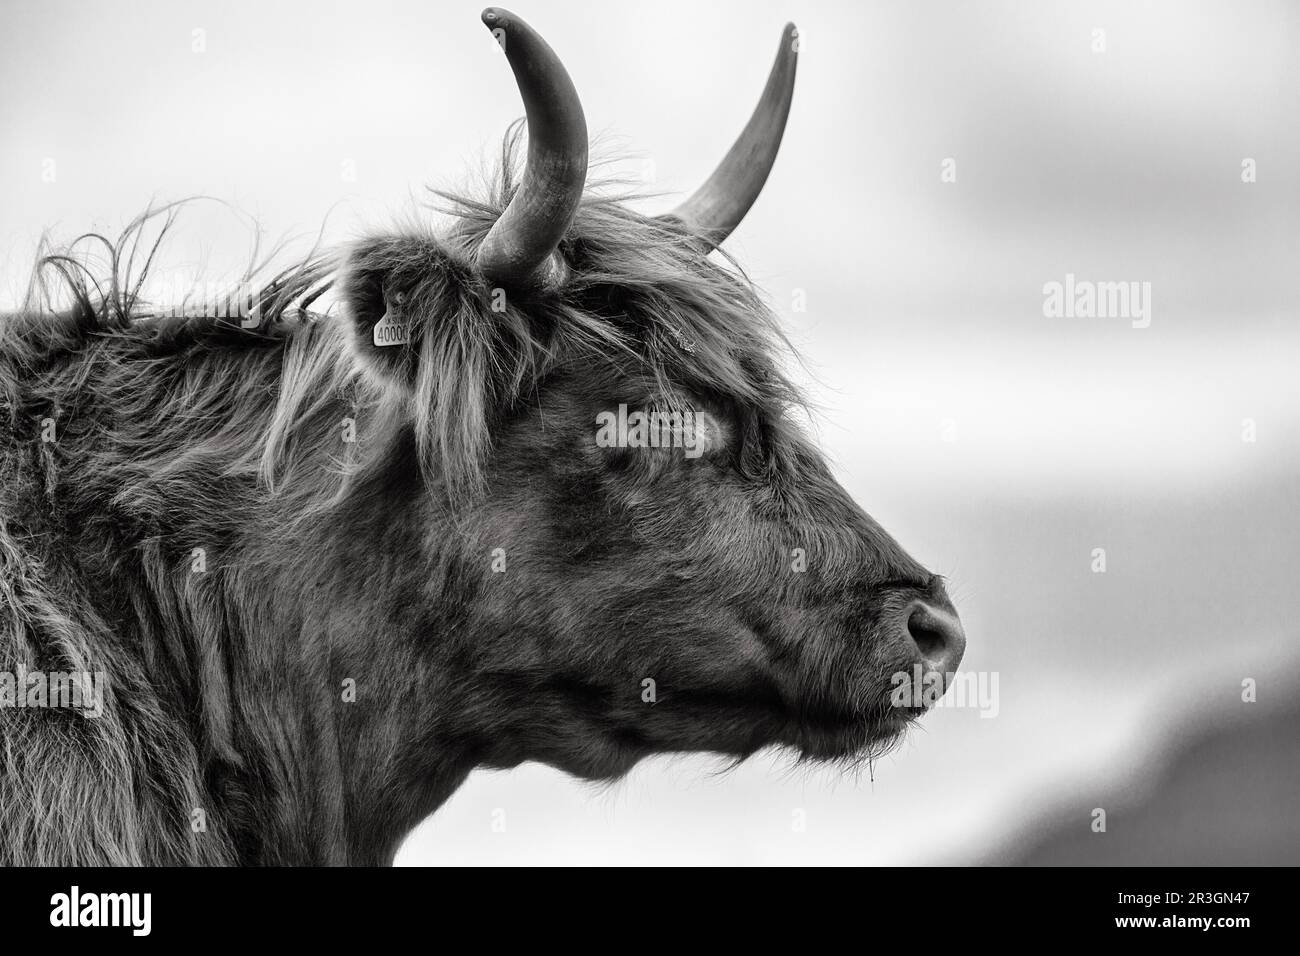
[592,403,729,464]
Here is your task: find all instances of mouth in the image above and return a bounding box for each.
[652,674,920,765]
[740,647,934,761]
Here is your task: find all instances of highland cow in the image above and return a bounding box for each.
[0,8,964,865]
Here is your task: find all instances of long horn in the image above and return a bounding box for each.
[476,8,588,288]
[663,24,799,250]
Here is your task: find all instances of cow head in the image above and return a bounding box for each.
[337,8,965,784]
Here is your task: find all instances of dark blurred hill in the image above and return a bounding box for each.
[990,695,1300,865]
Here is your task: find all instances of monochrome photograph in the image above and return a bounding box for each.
[0,0,1293,919]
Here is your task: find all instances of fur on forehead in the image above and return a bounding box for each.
[337,200,808,506]
[333,132,809,503]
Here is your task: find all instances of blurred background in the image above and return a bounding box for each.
[2,0,1296,864]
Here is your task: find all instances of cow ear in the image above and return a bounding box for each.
[337,234,524,501]
[338,236,442,393]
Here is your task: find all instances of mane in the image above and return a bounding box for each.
[6,126,807,503]
[0,128,810,863]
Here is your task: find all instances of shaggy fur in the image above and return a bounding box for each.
[0,132,951,865]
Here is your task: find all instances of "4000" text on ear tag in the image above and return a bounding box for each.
[373,308,411,347]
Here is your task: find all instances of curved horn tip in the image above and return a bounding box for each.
[473,6,589,289]
[661,21,800,250]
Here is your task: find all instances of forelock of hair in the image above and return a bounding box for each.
[405,125,810,497]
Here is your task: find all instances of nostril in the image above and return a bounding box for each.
[908,610,947,658]
[905,601,967,672]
